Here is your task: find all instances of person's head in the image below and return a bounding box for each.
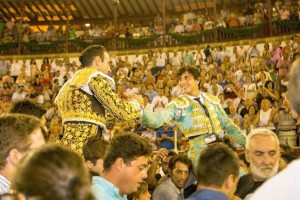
[17,85,24,93]
[197,143,239,199]
[12,144,95,200]
[197,143,239,198]
[288,59,300,114]
[245,128,280,181]
[218,93,225,102]
[103,133,152,195]
[246,75,252,84]
[127,181,151,200]
[0,114,45,179]
[79,45,111,74]
[265,80,274,90]
[161,151,177,175]
[9,99,47,126]
[168,155,192,190]
[211,76,217,85]
[248,104,257,115]
[143,95,150,104]
[226,98,233,107]
[261,98,271,111]
[229,105,237,115]
[83,137,109,176]
[177,67,200,96]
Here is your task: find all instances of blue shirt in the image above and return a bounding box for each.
[186,189,228,200]
[92,176,127,200]
[156,127,174,150]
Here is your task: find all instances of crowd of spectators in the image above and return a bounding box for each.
[1,0,300,45]
[1,35,300,200]
[1,35,300,148]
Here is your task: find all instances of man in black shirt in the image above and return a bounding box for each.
[235,128,280,199]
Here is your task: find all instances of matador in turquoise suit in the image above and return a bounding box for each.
[141,67,246,171]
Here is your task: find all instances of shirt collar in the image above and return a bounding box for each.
[186,92,204,104]
[93,176,127,199]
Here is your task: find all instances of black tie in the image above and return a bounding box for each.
[194,97,210,117]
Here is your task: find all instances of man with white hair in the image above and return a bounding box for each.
[250,58,300,200]
[235,128,280,199]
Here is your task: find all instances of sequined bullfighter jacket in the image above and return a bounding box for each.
[55,68,141,154]
[141,92,246,170]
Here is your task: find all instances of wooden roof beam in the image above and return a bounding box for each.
[31,0,48,21]
[0,2,13,20]
[118,0,130,16]
[76,0,93,19]
[93,0,108,18]
[126,0,139,16]
[133,0,146,15]
[85,0,98,18]
[99,0,113,16]
[27,14,156,25]
[45,0,63,21]
[1,2,17,21]
[144,0,155,15]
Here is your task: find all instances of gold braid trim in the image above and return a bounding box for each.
[88,75,141,120]
[55,82,107,129]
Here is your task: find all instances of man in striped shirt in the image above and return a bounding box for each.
[0,114,45,194]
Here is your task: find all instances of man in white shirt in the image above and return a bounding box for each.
[174,21,185,34]
[171,50,182,68]
[125,81,139,96]
[10,59,22,82]
[11,85,27,103]
[152,88,169,113]
[208,76,223,96]
[156,50,167,70]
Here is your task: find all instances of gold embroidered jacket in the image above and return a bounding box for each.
[55,68,141,131]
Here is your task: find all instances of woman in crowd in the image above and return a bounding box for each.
[256,98,276,128]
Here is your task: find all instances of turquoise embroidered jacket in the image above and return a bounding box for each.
[141,92,246,147]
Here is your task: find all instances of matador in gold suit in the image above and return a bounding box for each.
[55,45,141,154]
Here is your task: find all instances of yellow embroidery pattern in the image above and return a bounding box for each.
[70,68,97,87]
[56,82,106,127]
[89,76,140,120]
[61,123,98,155]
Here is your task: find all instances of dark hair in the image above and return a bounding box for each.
[280,144,298,164]
[103,133,152,170]
[197,143,239,188]
[12,144,95,200]
[168,155,192,172]
[177,67,200,81]
[79,45,106,68]
[0,114,42,170]
[83,137,109,165]
[248,104,257,113]
[211,76,217,80]
[10,99,47,119]
[238,152,250,167]
[265,80,274,89]
[167,150,177,158]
